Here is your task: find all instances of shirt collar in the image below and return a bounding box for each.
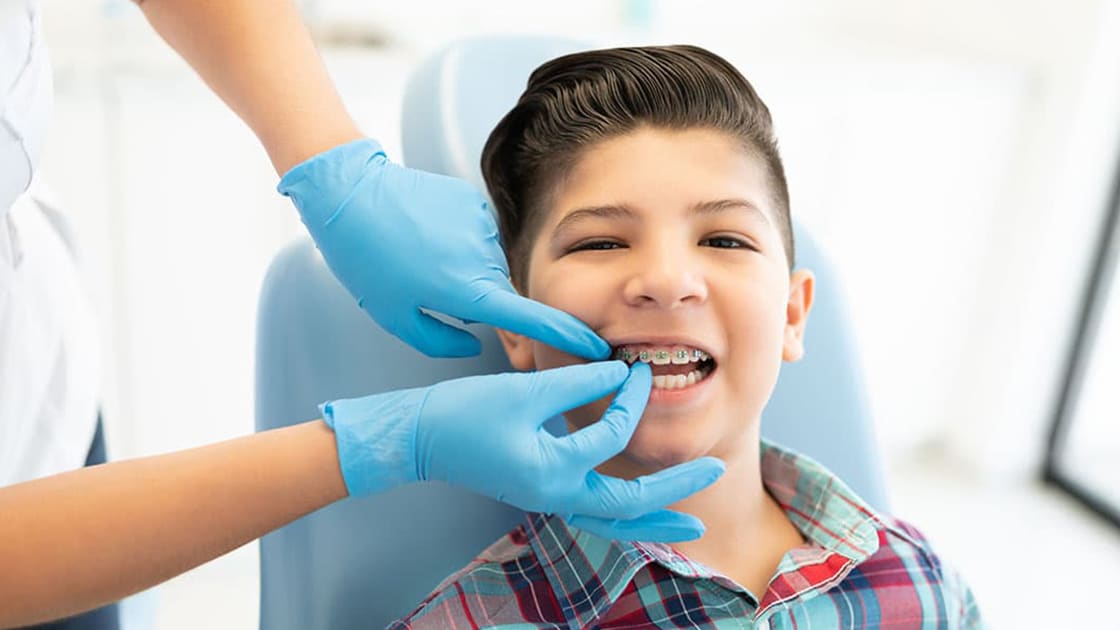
[759,438,882,562]
[526,439,888,627]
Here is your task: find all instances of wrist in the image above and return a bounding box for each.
[320,388,424,497]
[276,138,387,228]
[266,121,366,177]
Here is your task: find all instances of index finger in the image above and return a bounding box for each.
[468,288,611,360]
[566,457,726,520]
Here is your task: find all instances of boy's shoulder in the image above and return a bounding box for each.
[388,521,553,629]
[760,441,983,627]
[851,515,984,628]
[873,513,961,583]
[855,514,942,582]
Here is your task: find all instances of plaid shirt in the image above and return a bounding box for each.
[390,441,982,629]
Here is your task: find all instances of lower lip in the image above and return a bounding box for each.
[647,365,716,406]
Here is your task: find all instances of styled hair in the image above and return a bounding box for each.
[481,44,794,284]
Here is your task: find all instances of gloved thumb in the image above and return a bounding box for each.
[557,362,651,468]
[525,362,631,425]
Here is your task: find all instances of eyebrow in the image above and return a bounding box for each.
[691,198,770,223]
[551,197,770,237]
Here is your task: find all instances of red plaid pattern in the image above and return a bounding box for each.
[391,441,982,629]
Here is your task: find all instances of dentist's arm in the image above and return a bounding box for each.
[0,364,723,628]
[0,420,346,627]
[136,0,359,175]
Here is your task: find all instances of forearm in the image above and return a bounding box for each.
[0,420,347,627]
[136,0,362,174]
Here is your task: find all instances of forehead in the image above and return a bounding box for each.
[542,127,777,228]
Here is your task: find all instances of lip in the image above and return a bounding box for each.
[602,333,719,407]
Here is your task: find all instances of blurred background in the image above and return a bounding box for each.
[34,0,1119,628]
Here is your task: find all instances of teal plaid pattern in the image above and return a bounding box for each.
[391,440,983,629]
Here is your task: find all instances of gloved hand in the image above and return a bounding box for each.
[278,138,609,360]
[321,361,725,542]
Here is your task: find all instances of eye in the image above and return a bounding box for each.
[568,239,625,253]
[700,235,753,250]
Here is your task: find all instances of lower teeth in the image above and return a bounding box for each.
[652,367,709,390]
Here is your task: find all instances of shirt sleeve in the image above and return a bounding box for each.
[942,561,985,629]
[386,556,489,628]
[886,516,985,629]
[388,525,534,628]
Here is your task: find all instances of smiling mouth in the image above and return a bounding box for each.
[611,344,717,390]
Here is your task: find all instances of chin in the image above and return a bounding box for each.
[566,398,725,475]
[616,422,716,473]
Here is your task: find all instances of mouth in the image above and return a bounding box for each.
[610,341,718,390]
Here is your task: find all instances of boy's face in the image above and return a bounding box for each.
[498,126,814,474]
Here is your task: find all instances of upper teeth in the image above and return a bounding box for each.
[613,345,710,365]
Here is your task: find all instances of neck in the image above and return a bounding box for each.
[598,426,804,595]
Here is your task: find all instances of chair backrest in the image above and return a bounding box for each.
[255,36,888,630]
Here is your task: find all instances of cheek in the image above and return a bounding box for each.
[729,269,790,339]
[724,278,791,398]
[531,343,578,371]
[527,272,618,430]
[527,260,617,364]
[530,265,608,325]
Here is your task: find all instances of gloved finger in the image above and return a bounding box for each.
[565,509,706,543]
[569,457,726,520]
[465,288,611,360]
[525,362,630,425]
[556,362,651,468]
[393,309,482,358]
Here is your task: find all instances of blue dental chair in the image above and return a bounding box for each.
[254,36,889,630]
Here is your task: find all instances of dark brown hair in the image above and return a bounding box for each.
[481,44,794,283]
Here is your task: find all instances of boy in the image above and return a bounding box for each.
[393,45,982,629]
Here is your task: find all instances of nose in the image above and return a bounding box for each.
[622,241,708,309]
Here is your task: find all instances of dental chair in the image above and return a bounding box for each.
[255,36,889,630]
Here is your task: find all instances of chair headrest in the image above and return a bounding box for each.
[401,35,591,193]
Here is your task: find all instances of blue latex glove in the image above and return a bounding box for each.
[278,138,609,360]
[321,361,725,542]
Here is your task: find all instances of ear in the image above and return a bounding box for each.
[782,269,815,362]
[496,328,537,371]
